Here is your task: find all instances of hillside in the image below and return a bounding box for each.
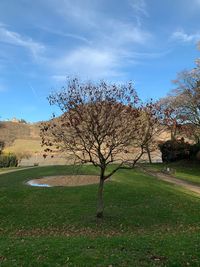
[0,121,41,147]
[0,119,191,166]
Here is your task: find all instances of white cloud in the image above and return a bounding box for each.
[0,24,45,58]
[51,47,120,79]
[36,0,155,81]
[48,19,153,80]
[46,1,153,79]
[28,0,153,81]
[0,0,155,81]
[172,29,200,43]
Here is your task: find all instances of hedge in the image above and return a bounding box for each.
[0,154,18,168]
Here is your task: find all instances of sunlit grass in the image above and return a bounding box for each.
[0,165,200,266]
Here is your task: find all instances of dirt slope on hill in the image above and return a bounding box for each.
[0,121,40,146]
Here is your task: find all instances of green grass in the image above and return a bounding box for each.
[146,161,200,186]
[0,165,200,266]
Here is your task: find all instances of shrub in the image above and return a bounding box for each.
[159,138,190,163]
[0,154,18,168]
[190,143,200,160]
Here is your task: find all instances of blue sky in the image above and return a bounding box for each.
[0,0,200,122]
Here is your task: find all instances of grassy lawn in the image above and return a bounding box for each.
[146,161,200,186]
[0,165,200,266]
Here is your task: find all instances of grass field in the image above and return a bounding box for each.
[0,165,200,266]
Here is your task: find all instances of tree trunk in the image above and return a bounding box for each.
[96,175,105,218]
[171,121,177,141]
[146,146,152,164]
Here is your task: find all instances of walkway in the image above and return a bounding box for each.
[140,167,200,195]
[0,166,36,175]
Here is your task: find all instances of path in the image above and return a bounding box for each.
[140,167,200,195]
[0,166,36,175]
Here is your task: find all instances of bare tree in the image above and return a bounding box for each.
[158,96,184,141]
[158,44,200,143]
[139,102,166,163]
[161,61,200,143]
[41,79,150,218]
[172,69,200,127]
[171,43,200,132]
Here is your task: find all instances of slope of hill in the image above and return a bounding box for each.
[3,139,43,154]
[0,121,41,147]
[0,120,191,166]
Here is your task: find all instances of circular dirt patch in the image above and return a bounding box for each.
[27,175,100,187]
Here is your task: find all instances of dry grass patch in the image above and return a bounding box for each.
[27,175,100,187]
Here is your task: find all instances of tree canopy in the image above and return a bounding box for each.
[41,78,161,217]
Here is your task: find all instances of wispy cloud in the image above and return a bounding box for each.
[127,50,171,59]
[53,0,97,28]
[0,24,45,58]
[100,20,151,47]
[51,47,170,81]
[172,29,200,43]
[129,0,148,26]
[38,26,91,45]
[129,0,148,16]
[49,22,153,80]
[51,47,119,79]
[46,3,153,80]
[28,83,40,100]
[0,1,158,82]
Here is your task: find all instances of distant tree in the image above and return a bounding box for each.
[159,44,200,143]
[180,123,200,144]
[137,101,166,163]
[0,122,5,155]
[41,78,151,218]
[158,96,183,141]
[0,141,4,155]
[172,70,200,126]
